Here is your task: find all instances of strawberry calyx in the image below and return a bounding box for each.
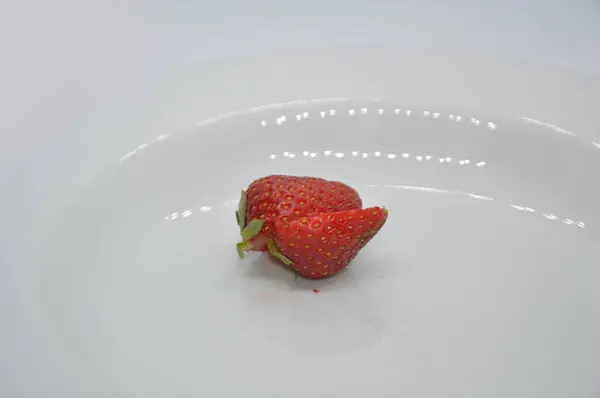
[267,240,293,266]
[235,190,247,232]
[236,189,268,259]
[236,219,265,259]
[267,240,297,279]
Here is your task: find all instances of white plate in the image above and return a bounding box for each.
[26,97,600,397]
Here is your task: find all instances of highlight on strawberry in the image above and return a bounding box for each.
[235,175,388,279]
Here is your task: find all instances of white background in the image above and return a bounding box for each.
[1,1,599,397]
[1,0,599,191]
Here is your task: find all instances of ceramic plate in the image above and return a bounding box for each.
[28,98,600,397]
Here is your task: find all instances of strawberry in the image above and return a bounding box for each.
[236,175,362,258]
[267,206,389,279]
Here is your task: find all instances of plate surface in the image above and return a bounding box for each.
[29,99,600,397]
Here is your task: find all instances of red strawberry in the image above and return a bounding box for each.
[267,206,389,279]
[236,175,362,257]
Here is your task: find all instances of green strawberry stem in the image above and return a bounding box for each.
[235,189,255,260]
[235,219,265,259]
[236,241,252,260]
[236,190,247,232]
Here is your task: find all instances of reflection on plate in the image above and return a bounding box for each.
[29,99,600,398]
